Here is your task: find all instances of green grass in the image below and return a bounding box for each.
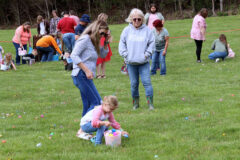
[1,15,240,160]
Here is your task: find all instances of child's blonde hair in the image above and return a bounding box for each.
[5,53,12,62]
[103,95,118,109]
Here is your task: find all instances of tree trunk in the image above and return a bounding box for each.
[54,0,57,11]
[88,0,91,16]
[144,0,150,13]
[45,0,50,20]
[17,0,21,25]
[178,0,183,16]
[174,0,177,11]
[191,0,195,13]
[212,0,217,16]
[220,0,223,12]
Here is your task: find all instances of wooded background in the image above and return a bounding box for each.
[0,0,239,26]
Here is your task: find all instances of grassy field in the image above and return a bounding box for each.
[0,15,240,160]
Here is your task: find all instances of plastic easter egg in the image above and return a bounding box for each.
[40,115,44,118]
[36,143,42,147]
[2,140,6,143]
[123,134,128,138]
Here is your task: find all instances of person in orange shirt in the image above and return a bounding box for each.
[36,33,62,62]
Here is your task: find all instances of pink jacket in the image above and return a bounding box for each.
[190,14,207,40]
[12,26,31,45]
[91,105,121,129]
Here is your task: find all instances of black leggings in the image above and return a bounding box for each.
[194,40,203,60]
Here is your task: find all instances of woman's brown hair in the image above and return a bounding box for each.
[81,20,109,55]
[199,8,208,18]
[22,21,31,33]
[219,34,228,52]
[37,15,43,24]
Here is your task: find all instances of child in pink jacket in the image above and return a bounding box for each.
[77,95,128,145]
[190,8,208,63]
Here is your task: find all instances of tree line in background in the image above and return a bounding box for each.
[0,0,240,26]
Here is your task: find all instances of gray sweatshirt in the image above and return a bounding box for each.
[71,34,109,76]
[211,39,228,54]
[119,24,155,65]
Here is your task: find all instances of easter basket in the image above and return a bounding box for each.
[18,47,27,56]
[104,129,121,147]
[0,64,8,71]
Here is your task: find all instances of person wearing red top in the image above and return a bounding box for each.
[57,11,77,53]
[96,13,112,79]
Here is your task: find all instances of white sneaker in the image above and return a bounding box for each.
[215,58,220,63]
[77,132,92,140]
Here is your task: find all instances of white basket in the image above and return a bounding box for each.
[1,64,8,71]
[104,130,121,147]
[18,48,27,56]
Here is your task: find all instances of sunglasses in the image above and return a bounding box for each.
[100,32,108,37]
[133,18,142,22]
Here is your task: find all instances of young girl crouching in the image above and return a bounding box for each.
[1,53,17,71]
[79,95,128,145]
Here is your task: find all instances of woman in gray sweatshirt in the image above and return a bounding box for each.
[208,34,228,62]
[71,20,109,139]
[119,8,155,110]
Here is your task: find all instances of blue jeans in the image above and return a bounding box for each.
[72,70,102,117]
[81,121,108,144]
[63,33,75,52]
[13,42,27,64]
[208,51,227,60]
[127,62,153,98]
[151,50,166,75]
[36,46,54,62]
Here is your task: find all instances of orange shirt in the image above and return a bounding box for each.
[36,35,62,54]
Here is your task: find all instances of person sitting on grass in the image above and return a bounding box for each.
[1,53,16,71]
[208,34,228,63]
[77,95,129,145]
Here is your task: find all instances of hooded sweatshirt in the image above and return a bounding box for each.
[119,23,155,65]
